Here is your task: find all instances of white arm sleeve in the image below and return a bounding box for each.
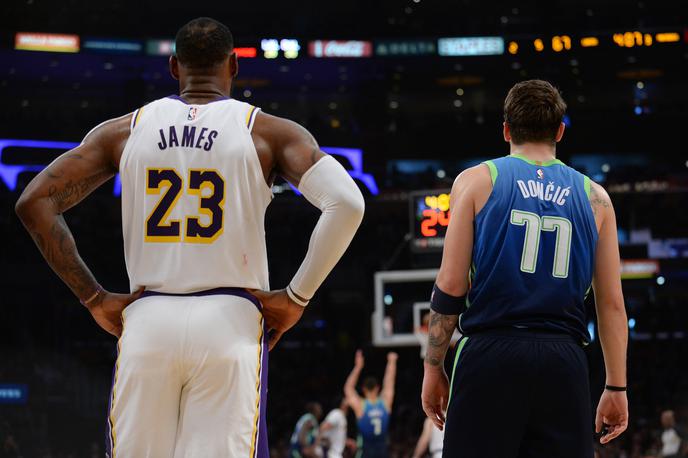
[287,155,365,306]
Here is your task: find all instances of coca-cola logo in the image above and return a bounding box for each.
[309,40,372,58]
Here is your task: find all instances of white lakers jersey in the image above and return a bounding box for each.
[119,96,272,293]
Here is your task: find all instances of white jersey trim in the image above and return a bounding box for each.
[247,105,260,132]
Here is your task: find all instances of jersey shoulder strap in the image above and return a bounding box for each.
[483,158,499,185]
[220,99,261,131]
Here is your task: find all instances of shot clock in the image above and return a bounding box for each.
[409,189,451,252]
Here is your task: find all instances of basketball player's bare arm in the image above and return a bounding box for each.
[589,182,629,444]
[251,111,326,188]
[381,352,398,410]
[15,115,143,336]
[421,165,491,429]
[343,350,365,417]
[251,112,365,350]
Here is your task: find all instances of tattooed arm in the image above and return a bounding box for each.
[421,164,491,429]
[425,312,459,367]
[589,183,611,227]
[421,311,459,430]
[15,115,142,336]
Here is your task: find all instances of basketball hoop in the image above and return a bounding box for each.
[415,323,429,360]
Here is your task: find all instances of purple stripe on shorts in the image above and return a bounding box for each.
[105,347,118,458]
[140,287,262,312]
[256,322,270,458]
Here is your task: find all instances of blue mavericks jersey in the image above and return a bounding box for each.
[290,413,318,456]
[357,399,389,443]
[461,154,598,343]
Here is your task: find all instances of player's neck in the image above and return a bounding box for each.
[178,75,232,104]
[509,142,557,163]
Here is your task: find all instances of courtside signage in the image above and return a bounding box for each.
[146,39,175,56]
[235,47,258,58]
[15,32,80,53]
[438,37,505,56]
[620,260,660,279]
[375,40,436,56]
[83,38,143,54]
[309,40,373,57]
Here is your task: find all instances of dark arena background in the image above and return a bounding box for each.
[1,1,687,457]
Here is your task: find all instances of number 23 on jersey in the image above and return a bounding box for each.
[145,168,225,244]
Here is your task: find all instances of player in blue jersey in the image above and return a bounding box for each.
[421,80,629,457]
[344,350,397,457]
[289,402,323,458]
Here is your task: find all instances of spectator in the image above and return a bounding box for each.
[660,410,684,458]
[0,433,20,458]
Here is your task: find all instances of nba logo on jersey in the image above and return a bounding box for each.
[187,107,198,120]
[537,169,544,180]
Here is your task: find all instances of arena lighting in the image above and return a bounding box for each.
[0,139,379,196]
[234,47,257,58]
[655,32,680,43]
[309,40,373,58]
[320,146,378,195]
[260,39,300,58]
[533,38,544,52]
[15,32,79,53]
[280,39,300,58]
[260,39,279,58]
[0,384,28,405]
[0,139,79,191]
[580,37,599,47]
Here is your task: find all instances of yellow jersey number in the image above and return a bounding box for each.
[145,168,225,243]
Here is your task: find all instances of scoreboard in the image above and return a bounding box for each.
[409,189,451,252]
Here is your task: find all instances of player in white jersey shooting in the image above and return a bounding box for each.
[15,17,364,458]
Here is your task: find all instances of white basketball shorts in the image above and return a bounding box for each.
[105,288,268,458]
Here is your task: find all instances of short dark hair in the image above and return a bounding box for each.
[305,402,321,416]
[174,17,234,69]
[504,80,567,144]
[362,377,379,391]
